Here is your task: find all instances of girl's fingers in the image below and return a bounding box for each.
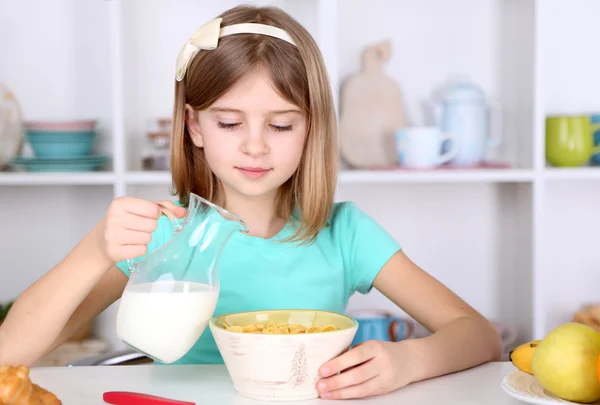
[317,359,379,394]
[115,230,153,246]
[119,245,148,261]
[120,197,162,219]
[320,341,380,377]
[157,200,187,219]
[123,215,159,233]
[320,375,385,400]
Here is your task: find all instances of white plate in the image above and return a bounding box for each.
[501,369,600,404]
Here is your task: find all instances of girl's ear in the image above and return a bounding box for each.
[185,104,203,147]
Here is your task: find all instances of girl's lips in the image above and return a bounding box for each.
[236,167,271,179]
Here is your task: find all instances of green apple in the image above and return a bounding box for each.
[532,322,600,403]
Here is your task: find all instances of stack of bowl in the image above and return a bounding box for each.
[11,120,109,172]
[26,120,96,156]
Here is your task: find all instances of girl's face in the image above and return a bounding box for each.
[186,68,308,201]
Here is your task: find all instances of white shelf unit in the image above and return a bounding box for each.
[123,169,536,186]
[1,0,600,350]
[0,172,115,186]
[543,167,600,181]
[8,167,600,186]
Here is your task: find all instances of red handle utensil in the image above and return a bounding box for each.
[103,391,195,405]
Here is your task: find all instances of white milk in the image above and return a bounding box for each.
[116,281,218,364]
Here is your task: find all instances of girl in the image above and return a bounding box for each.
[0,5,501,400]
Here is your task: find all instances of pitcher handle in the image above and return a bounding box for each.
[156,202,184,233]
[126,203,184,273]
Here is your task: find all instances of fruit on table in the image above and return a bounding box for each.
[598,354,600,384]
[532,322,600,403]
[509,340,541,375]
[573,305,600,333]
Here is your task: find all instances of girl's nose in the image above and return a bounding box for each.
[241,129,269,157]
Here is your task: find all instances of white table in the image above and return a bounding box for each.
[30,362,524,404]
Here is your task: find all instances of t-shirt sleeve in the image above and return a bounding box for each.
[115,215,175,277]
[336,202,402,295]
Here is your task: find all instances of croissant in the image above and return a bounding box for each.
[573,305,600,333]
[0,365,61,405]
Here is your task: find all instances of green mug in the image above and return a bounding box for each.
[546,116,600,167]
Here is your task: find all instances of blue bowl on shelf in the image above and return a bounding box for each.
[11,155,110,172]
[25,130,96,157]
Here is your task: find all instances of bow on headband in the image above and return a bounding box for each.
[175,17,296,82]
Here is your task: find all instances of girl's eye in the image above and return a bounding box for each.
[218,122,240,130]
[271,125,292,132]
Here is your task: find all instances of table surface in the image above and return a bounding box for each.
[28,361,528,404]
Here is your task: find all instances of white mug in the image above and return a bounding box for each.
[395,126,458,169]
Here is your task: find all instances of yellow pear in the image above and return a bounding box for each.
[532,322,600,403]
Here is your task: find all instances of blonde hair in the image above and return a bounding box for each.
[170,5,338,244]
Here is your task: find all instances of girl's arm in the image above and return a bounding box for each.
[317,250,502,399]
[0,197,182,367]
[373,250,503,381]
[0,227,127,367]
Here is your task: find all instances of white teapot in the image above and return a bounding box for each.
[429,77,502,166]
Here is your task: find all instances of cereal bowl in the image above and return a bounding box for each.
[209,309,358,401]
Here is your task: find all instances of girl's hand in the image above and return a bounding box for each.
[316,340,420,400]
[97,197,186,264]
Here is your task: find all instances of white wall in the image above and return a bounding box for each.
[0,0,113,299]
[542,182,600,330]
[336,0,535,169]
[0,186,113,299]
[540,0,600,116]
[535,0,600,336]
[1,0,599,355]
[0,0,532,352]
[0,0,113,155]
[126,181,532,342]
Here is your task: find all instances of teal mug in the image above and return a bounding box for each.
[349,310,414,346]
[591,114,600,165]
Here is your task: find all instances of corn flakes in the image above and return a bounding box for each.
[222,321,338,334]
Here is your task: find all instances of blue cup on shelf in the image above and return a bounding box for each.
[591,114,600,165]
[349,310,414,346]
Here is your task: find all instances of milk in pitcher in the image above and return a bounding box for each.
[116,280,218,364]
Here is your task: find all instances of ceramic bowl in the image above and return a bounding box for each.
[26,130,95,157]
[24,120,96,132]
[209,309,358,402]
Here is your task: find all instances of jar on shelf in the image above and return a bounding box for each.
[157,118,172,133]
[141,130,170,171]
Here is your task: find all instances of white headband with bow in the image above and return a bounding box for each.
[175,17,296,82]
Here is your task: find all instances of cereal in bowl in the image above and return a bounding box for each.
[222,321,338,334]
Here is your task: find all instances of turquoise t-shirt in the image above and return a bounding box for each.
[115,201,401,364]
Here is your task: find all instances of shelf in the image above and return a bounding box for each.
[543,167,600,180]
[2,0,597,346]
[339,169,535,184]
[0,172,116,186]
[0,169,539,186]
[126,171,172,185]
[124,169,535,186]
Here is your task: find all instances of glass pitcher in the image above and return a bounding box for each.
[116,193,247,364]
